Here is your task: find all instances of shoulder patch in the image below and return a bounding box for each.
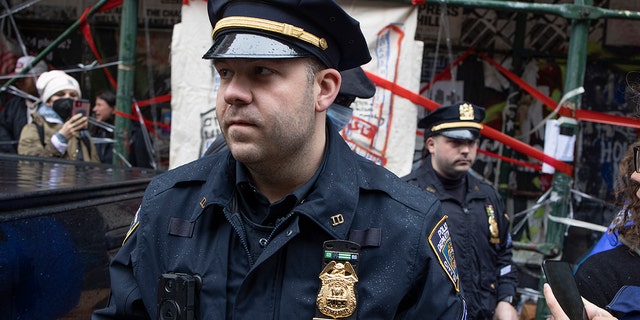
[122,206,141,245]
[428,216,460,292]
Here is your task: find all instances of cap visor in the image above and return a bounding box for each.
[203,33,311,59]
[440,129,478,140]
[339,67,376,98]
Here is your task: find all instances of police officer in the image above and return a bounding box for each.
[403,102,518,320]
[326,66,376,130]
[93,1,466,319]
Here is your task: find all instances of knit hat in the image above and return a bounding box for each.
[13,56,48,76]
[36,70,81,103]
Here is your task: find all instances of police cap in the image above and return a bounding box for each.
[202,0,372,71]
[418,102,485,140]
[339,67,375,99]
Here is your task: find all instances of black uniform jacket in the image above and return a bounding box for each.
[93,127,467,320]
[403,157,517,319]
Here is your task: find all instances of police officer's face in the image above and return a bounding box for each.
[214,58,338,169]
[427,135,478,179]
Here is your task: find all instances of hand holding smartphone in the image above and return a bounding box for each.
[72,99,90,129]
[542,260,588,320]
[72,99,90,117]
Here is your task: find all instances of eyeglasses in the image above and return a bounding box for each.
[634,146,640,173]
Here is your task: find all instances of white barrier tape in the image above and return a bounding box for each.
[546,214,607,233]
[513,201,547,219]
[528,86,585,135]
[571,189,618,209]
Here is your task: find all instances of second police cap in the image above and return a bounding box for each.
[418,102,486,140]
[339,67,375,99]
[202,0,372,71]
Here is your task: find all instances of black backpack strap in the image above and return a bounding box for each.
[35,123,45,146]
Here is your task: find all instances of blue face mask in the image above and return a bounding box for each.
[327,104,353,131]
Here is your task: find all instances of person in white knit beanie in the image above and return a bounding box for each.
[36,70,82,104]
[17,70,99,162]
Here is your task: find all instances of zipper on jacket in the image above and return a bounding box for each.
[223,195,255,266]
[261,210,296,247]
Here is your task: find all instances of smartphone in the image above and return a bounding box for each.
[72,99,90,117]
[542,260,588,320]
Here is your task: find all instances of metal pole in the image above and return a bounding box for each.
[497,10,527,201]
[411,0,640,21]
[113,0,138,165]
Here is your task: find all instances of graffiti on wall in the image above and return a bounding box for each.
[341,23,406,167]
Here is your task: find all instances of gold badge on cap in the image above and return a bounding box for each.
[459,103,475,120]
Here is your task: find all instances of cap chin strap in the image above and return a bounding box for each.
[213,16,328,50]
[431,121,483,133]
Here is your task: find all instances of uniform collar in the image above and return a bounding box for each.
[234,151,323,225]
[289,124,359,239]
[417,155,487,200]
[234,147,322,208]
[192,124,360,240]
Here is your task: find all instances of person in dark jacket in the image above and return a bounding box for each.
[89,89,155,168]
[128,120,155,169]
[90,90,116,164]
[403,102,518,320]
[326,66,376,131]
[92,0,467,319]
[0,56,48,153]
